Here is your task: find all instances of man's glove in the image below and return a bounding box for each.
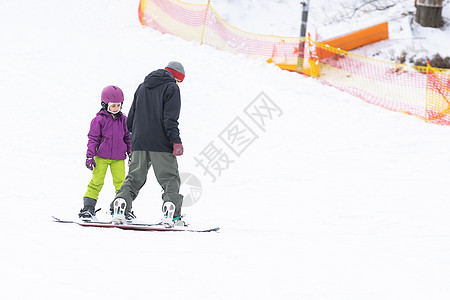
[173,143,184,156]
[85,157,96,170]
[128,152,132,167]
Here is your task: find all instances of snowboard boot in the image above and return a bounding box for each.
[125,210,136,223]
[78,197,98,222]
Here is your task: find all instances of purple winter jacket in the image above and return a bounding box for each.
[86,110,131,160]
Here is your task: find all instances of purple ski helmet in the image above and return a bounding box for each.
[101,85,124,112]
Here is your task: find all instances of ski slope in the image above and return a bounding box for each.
[1,1,450,299]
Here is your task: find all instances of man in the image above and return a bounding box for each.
[111,61,185,227]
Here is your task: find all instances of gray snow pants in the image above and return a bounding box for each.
[111,151,183,217]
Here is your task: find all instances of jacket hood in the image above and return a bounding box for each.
[144,69,176,89]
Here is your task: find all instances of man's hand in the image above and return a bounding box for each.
[173,143,184,156]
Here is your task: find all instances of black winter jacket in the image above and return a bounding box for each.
[127,69,182,152]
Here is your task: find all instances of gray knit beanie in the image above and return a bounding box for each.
[165,61,185,82]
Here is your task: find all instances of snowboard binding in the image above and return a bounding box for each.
[161,202,176,228]
[112,198,127,225]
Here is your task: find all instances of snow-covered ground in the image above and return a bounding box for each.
[1,0,450,299]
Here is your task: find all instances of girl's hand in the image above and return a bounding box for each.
[85,158,96,170]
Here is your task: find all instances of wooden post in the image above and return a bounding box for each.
[415,0,443,28]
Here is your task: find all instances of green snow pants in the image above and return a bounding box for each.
[84,157,126,200]
[112,151,183,217]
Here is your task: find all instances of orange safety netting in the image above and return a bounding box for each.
[138,0,450,125]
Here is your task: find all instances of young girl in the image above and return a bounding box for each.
[79,85,131,221]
